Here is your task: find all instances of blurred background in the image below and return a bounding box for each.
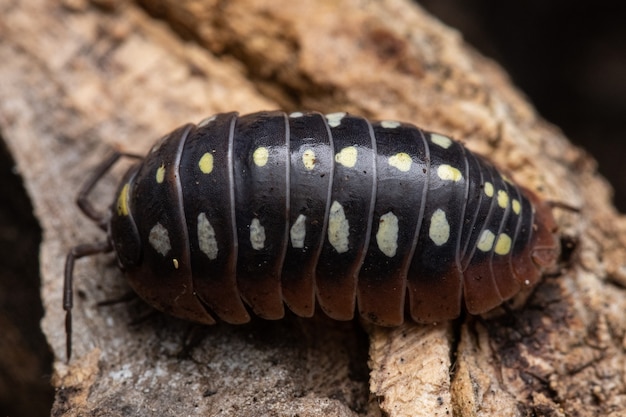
[421,0,626,211]
[1,1,624,416]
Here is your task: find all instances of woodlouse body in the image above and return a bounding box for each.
[65,110,559,356]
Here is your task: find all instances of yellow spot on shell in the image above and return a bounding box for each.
[381,120,400,129]
[335,146,358,168]
[198,152,214,174]
[156,164,165,184]
[431,134,453,149]
[388,152,412,172]
[253,147,269,167]
[302,149,316,170]
[512,199,521,215]
[494,233,512,255]
[437,164,463,182]
[497,190,509,208]
[172,258,179,269]
[484,182,494,197]
[429,209,450,246]
[116,183,130,216]
[477,230,496,252]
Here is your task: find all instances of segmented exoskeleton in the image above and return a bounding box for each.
[64,110,559,359]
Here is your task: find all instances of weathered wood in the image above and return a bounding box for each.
[1,0,624,416]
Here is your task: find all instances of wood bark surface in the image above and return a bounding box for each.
[1,0,625,416]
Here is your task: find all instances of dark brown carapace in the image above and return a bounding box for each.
[64,111,560,359]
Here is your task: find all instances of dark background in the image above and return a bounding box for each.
[1,2,624,416]
[421,0,626,211]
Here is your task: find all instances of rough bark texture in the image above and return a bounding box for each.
[1,0,624,416]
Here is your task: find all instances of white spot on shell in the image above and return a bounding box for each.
[149,223,171,256]
[388,153,412,172]
[477,229,496,252]
[376,212,399,257]
[328,201,349,253]
[302,149,316,170]
[290,214,307,248]
[381,120,400,129]
[335,146,357,168]
[250,218,266,250]
[326,112,347,128]
[429,209,450,246]
[197,115,217,128]
[289,112,304,118]
[197,213,218,260]
[437,164,463,182]
[430,134,453,149]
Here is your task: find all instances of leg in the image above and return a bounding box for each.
[65,151,142,360]
[64,241,113,361]
[76,151,142,229]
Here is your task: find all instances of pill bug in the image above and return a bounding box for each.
[64,110,560,358]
